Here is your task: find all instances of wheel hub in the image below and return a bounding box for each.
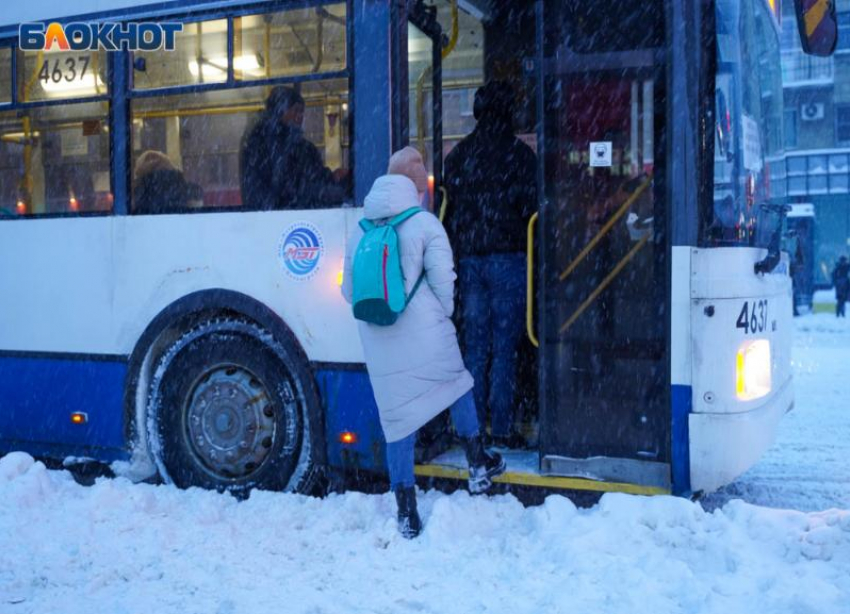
[185,365,277,478]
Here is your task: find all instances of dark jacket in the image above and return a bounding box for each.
[133,169,189,215]
[443,122,537,258]
[240,116,345,210]
[833,261,850,296]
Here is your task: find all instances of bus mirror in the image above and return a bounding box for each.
[793,0,838,57]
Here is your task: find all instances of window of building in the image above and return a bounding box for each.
[784,108,797,147]
[787,156,807,175]
[829,153,848,173]
[836,11,850,53]
[128,3,351,214]
[830,174,848,193]
[0,48,110,218]
[836,106,850,144]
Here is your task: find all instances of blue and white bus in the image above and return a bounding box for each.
[0,0,835,499]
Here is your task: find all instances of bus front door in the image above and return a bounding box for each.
[535,0,670,492]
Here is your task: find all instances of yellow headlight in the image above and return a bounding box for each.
[736,339,772,401]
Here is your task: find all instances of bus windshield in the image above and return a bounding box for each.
[707,0,785,247]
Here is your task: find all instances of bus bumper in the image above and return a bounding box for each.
[688,376,793,493]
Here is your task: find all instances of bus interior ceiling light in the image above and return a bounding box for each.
[188,56,263,79]
[41,74,104,96]
[736,339,772,401]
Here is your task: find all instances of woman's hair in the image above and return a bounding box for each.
[134,150,178,185]
[266,86,304,116]
[387,146,429,193]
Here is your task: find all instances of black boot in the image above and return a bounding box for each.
[394,486,422,539]
[463,435,507,494]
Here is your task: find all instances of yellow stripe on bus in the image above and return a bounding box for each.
[413,464,670,496]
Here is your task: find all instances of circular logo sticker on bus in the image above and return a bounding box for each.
[278,222,324,281]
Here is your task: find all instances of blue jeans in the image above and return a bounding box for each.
[459,253,526,437]
[386,390,480,491]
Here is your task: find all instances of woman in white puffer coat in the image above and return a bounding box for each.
[342,147,506,539]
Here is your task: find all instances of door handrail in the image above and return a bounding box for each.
[527,212,539,348]
[558,175,652,282]
[559,234,650,334]
[438,186,448,223]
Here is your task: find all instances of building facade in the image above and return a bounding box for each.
[780,0,850,292]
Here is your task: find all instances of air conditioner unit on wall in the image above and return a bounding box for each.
[801,102,825,121]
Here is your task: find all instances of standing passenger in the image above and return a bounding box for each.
[342,147,506,539]
[240,86,347,210]
[444,81,537,448]
[832,256,849,318]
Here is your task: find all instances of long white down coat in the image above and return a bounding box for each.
[341,174,474,442]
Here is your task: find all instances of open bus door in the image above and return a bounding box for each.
[533,0,671,493]
[410,0,672,496]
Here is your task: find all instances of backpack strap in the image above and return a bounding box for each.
[359,218,376,232]
[405,271,426,306]
[391,207,425,304]
[387,206,423,227]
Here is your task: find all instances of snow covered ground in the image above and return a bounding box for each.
[703,313,850,513]
[1,314,849,614]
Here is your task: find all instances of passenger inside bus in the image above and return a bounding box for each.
[133,150,196,215]
[444,80,537,450]
[240,86,348,210]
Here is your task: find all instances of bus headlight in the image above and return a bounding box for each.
[736,339,772,401]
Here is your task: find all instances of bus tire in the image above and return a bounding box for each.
[147,317,320,496]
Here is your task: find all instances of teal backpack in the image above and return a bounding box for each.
[352,207,425,325]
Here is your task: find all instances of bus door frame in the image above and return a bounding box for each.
[531,0,675,493]
[394,0,444,212]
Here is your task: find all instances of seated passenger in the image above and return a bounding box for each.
[132,150,190,215]
[240,86,347,210]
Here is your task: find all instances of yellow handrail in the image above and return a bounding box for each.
[442,0,459,60]
[438,186,448,223]
[559,234,650,334]
[527,212,539,347]
[559,175,652,282]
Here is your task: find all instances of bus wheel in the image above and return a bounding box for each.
[147,318,319,496]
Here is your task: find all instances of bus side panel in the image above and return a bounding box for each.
[0,217,115,354]
[0,355,128,460]
[316,368,385,473]
[112,210,363,363]
[0,217,125,459]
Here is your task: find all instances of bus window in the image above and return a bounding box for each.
[235,3,347,81]
[707,0,784,247]
[0,104,112,216]
[17,48,108,102]
[133,19,228,89]
[0,47,10,104]
[130,80,350,213]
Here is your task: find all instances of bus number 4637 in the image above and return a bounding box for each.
[736,299,768,335]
